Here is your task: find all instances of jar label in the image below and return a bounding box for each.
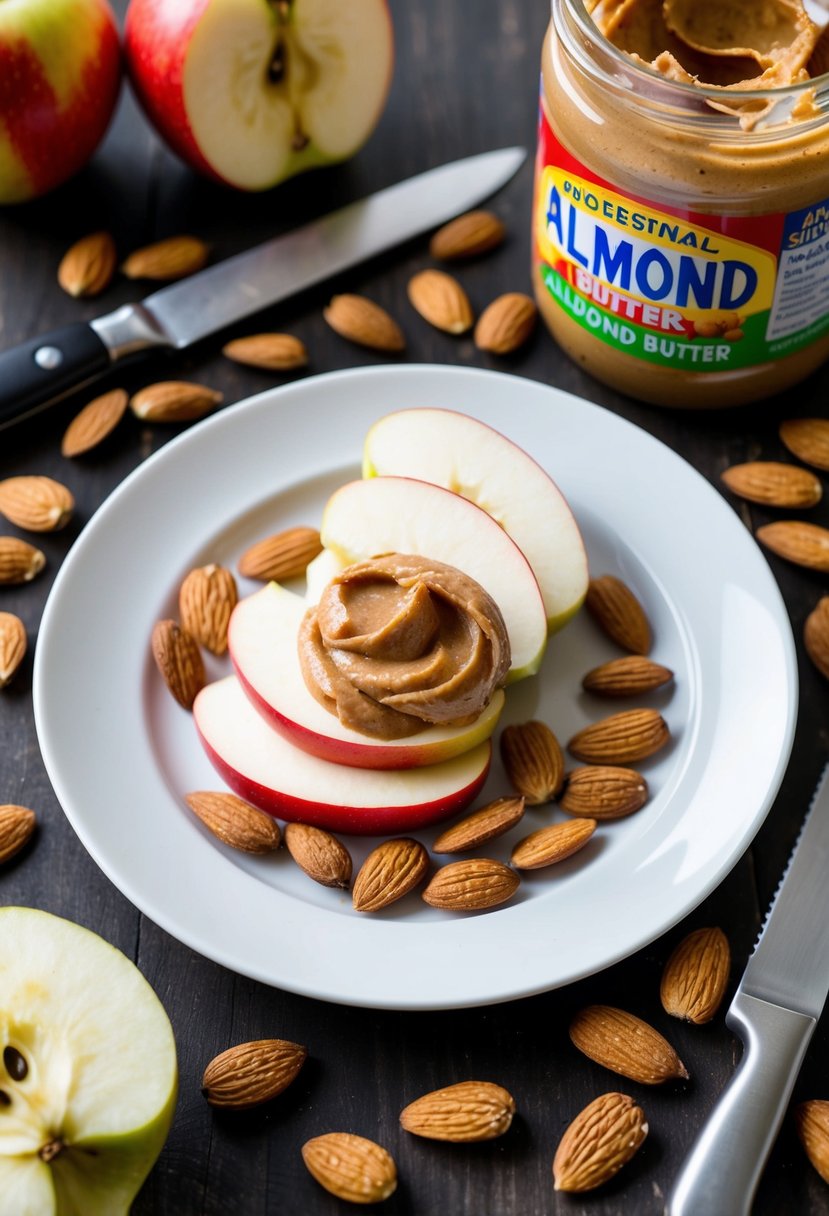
[534,102,829,372]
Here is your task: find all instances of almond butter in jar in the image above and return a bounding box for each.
[533,0,829,407]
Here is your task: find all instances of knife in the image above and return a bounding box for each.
[669,762,829,1216]
[0,146,525,429]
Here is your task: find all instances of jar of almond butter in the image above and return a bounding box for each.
[534,0,829,407]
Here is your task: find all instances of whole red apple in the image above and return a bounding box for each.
[0,0,122,204]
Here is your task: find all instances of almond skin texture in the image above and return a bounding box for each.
[0,476,73,532]
[570,1005,688,1085]
[474,292,537,354]
[660,926,730,1024]
[130,381,223,424]
[582,656,674,697]
[805,597,829,680]
[585,575,652,654]
[58,230,116,297]
[0,805,36,864]
[407,269,474,334]
[511,818,597,870]
[202,1038,306,1109]
[795,1100,829,1184]
[302,1133,397,1204]
[432,795,525,853]
[185,791,281,854]
[323,294,405,352]
[567,709,670,765]
[0,537,45,585]
[553,1092,648,1193]
[780,417,829,471]
[429,210,506,260]
[422,858,519,911]
[150,619,205,710]
[721,461,822,508]
[400,1081,515,1142]
[560,766,648,820]
[61,388,128,457]
[238,526,323,581]
[500,720,565,805]
[122,234,209,281]
[352,837,429,912]
[0,612,26,688]
[179,563,238,656]
[222,333,309,371]
[284,822,352,888]
[756,521,829,573]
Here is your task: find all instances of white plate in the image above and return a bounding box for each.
[34,365,797,1010]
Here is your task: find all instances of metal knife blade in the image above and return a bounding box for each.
[0,146,525,429]
[670,762,829,1216]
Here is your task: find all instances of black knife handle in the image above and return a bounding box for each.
[0,324,110,429]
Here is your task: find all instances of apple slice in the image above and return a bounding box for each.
[194,676,491,834]
[0,907,177,1216]
[363,409,589,631]
[320,476,548,680]
[230,582,505,769]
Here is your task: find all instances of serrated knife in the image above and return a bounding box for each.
[0,146,525,429]
[669,762,829,1216]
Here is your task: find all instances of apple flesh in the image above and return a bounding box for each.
[363,408,589,631]
[194,676,491,834]
[124,0,394,191]
[0,907,177,1216]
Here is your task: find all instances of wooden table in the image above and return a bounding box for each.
[2,2,828,1212]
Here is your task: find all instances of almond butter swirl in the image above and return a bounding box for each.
[298,554,511,740]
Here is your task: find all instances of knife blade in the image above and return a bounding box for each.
[669,762,829,1216]
[0,146,525,429]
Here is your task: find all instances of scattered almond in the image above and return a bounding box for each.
[400,1081,515,1142]
[422,858,519,912]
[352,837,429,912]
[567,709,670,765]
[569,1005,688,1085]
[553,1092,648,1193]
[0,612,26,688]
[302,1132,397,1204]
[780,417,829,471]
[179,563,238,656]
[805,597,829,680]
[130,381,223,424]
[474,292,537,354]
[429,210,506,260]
[560,766,648,820]
[122,234,209,281]
[432,795,525,854]
[0,538,45,585]
[721,461,822,508]
[756,520,829,573]
[511,818,596,870]
[500,720,565,804]
[585,575,652,654]
[202,1038,307,1109]
[238,526,323,582]
[0,476,73,532]
[222,333,309,371]
[795,1100,829,1184]
[57,230,116,297]
[582,655,673,697]
[0,805,36,864]
[185,791,281,854]
[284,822,352,888]
[150,619,205,710]
[660,926,731,1024]
[61,388,128,457]
[407,269,474,334]
[323,294,405,352]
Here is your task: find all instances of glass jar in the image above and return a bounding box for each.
[533,0,829,407]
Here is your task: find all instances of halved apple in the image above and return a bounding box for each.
[363,408,589,631]
[194,676,491,834]
[320,476,548,680]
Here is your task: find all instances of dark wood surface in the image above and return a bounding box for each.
[2,2,828,1212]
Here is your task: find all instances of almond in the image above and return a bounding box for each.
[660,926,730,1024]
[61,388,128,457]
[284,822,352,888]
[185,791,281,854]
[0,476,73,532]
[222,333,309,371]
[302,1132,397,1204]
[130,381,223,424]
[323,294,405,352]
[567,709,670,765]
[569,1005,688,1085]
[352,837,429,912]
[756,520,829,573]
[121,234,209,281]
[780,417,829,471]
[0,538,45,585]
[585,575,652,654]
[0,612,27,688]
[57,230,117,298]
[179,563,238,655]
[500,720,565,805]
[400,1081,515,1142]
[582,655,673,697]
[805,597,829,680]
[432,795,525,854]
[0,805,36,864]
[407,269,474,334]
[202,1038,307,1109]
[721,461,822,508]
[150,619,205,710]
[795,1100,829,1184]
[238,526,323,581]
[560,766,648,820]
[429,210,506,260]
[474,292,537,354]
[511,818,597,869]
[553,1092,648,1192]
[422,858,519,911]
